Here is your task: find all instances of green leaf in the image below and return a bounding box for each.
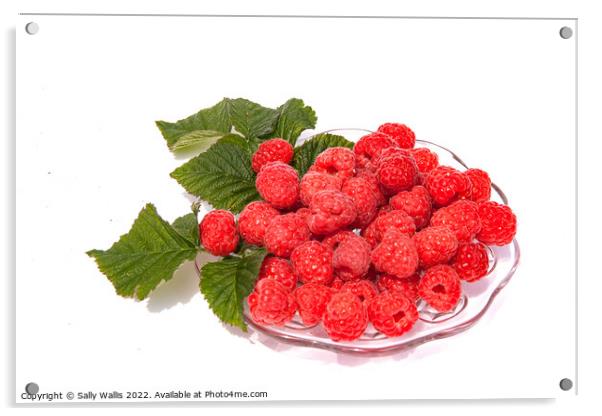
[200,248,268,331]
[170,134,261,213]
[155,98,232,152]
[229,98,279,139]
[87,204,198,300]
[171,212,200,246]
[270,98,317,146]
[292,133,354,176]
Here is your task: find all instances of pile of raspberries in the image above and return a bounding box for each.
[199,123,517,342]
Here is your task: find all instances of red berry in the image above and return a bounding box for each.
[376,123,416,149]
[374,209,417,241]
[425,166,472,207]
[390,185,432,229]
[312,147,356,179]
[372,147,413,168]
[299,171,343,206]
[330,276,345,290]
[476,201,517,246]
[360,207,392,248]
[294,283,333,326]
[199,210,239,256]
[247,279,297,326]
[256,161,300,209]
[410,148,439,173]
[371,229,419,279]
[290,241,334,285]
[307,190,357,235]
[341,176,378,228]
[238,201,280,246]
[451,242,490,282]
[418,265,462,312]
[376,154,418,195]
[465,168,492,203]
[367,291,419,337]
[430,199,481,243]
[353,132,398,168]
[321,230,357,249]
[376,273,421,302]
[355,168,387,206]
[263,213,311,258]
[413,226,459,267]
[322,292,368,341]
[251,138,294,173]
[332,233,372,281]
[257,256,297,292]
[340,280,378,303]
[295,207,311,222]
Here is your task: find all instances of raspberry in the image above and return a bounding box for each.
[376,273,420,302]
[340,280,378,303]
[377,123,416,149]
[257,256,297,292]
[353,132,398,168]
[299,171,343,206]
[256,162,300,209]
[312,147,356,179]
[374,209,417,241]
[413,226,459,267]
[476,201,517,246]
[451,242,490,282]
[430,199,481,243]
[332,233,372,281]
[360,208,390,248]
[372,147,413,168]
[238,201,280,246]
[410,147,439,174]
[330,276,345,290]
[290,241,334,285]
[263,213,311,258]
[199,210,239,256]
[425,166,472,207]
[251,138,294,173]
[294,283,333,326]
[295,207,311,222]
[307,190,357,235]
[355,168,387,206]
[341,176,378,228]
[465,168,492,203]
[247,279,296,326]
[389,185,432,229]
[376,154,418,195]
[367,291,419,337]
[371,229,419,279]
[322,230,357,249]
[322,292,368,341]
[418,265,462,312]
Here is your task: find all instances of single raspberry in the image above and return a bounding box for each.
[290,241,334,285]
[418,265,462,312]
[353,132,398,168]
[312,147,356,179]
[425,166,472,207]
[299,171,343,206]
[255,161,300,209]
[257,256,297,292]
[330,277,345,290]
[322,291,368,341]
[413,226,459,267]
[430,199,481,243]
[294,283,333,326]
[247,279,296,326]
[410,147,440,174]
[390,185,432,229]
[374,209,417,241]
[355,168,387,206]
[367,291,419,337]
[451,242,489,282]
[251,138,294,173]
[376,273,421,302]
[341,176,378,228]
[199,210,239,256]
[340,279,378,304]
[263,213,311,258]
[371,229,419,279]
[332,233,372,281]
[376,154,418,195]
[476,201,517,246]
[307,190,357,235]
[465,168,491,203]
[372,147,413,168]
[238,201,280,246]
[377,123,416,149]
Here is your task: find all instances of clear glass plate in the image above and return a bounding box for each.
[197,128,520,355]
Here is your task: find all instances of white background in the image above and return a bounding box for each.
[2,0,601,415]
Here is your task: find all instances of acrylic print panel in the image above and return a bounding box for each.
[16,15,576,401]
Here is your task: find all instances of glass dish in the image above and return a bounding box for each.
[197,128,520,355]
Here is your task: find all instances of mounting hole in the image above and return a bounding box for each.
[559,378,573,391]
[25,382,39,395]
[25,22,39,35]
[559,26,573,39]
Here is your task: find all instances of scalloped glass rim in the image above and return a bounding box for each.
[196,128,520,355]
